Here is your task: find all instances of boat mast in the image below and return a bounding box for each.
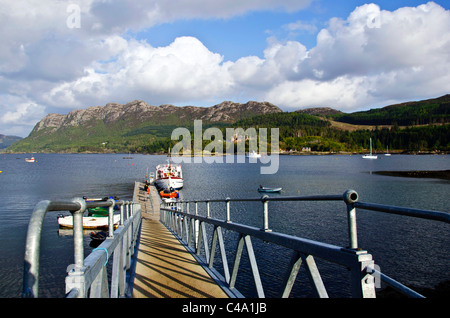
[168,147,171,168]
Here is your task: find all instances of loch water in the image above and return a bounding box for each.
[0,153,448,297]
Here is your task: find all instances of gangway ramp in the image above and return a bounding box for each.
[132,182,228,298]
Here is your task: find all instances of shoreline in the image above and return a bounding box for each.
[2,150,448,156]
[374,170,450,180]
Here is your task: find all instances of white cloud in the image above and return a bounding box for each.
[80,0,314,34]
[264,2,450,110]
[229,38,309,92]
[283,20,318,33]
[1,1,449,137]
[0,95,46,136]
[265,76,373,110]
[43,36,235,107]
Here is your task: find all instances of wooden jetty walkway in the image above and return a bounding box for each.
[131,182,228,298]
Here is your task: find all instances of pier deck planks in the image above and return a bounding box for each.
[132,182,228,298]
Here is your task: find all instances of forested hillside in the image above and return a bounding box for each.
[330,94,450,126]
[232,111,449,153]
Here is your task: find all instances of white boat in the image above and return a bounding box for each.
[155,165,183,190]
[246,151,261,159]
[57,214,120,229]
[384,146,392,156]
[258,186,282,193]
[25,157,35,162]
[154,150,183,190]
[362,138,377,159]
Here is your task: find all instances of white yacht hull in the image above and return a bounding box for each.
[362,155,378,159]
[58,214,120,229]
[154,177,183,190]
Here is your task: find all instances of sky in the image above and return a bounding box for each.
[1,1,449,137]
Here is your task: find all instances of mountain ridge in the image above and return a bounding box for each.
[7,95,449,153]
[9,100,283,153]
[32,100,282,135]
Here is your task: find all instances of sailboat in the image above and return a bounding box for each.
[362,138,378,159]
[384,146,392,156]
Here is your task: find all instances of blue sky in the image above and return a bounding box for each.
[136,0,448,60]
[1,0,450,137]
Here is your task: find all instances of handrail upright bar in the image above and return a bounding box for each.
[108,199,115,237]
[343,190,359,249]
[226,197,231,223]
[72,198,87,268]
[261,195,270,232]
[118,200,124,225]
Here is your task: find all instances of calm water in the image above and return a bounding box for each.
[0,153,448,297]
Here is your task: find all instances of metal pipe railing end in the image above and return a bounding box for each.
[343,189,359,205]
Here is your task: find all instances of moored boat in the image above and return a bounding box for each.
[154,149,183,190]
[57,214,120,229]
[89,231,108,242]
[159,188,179,199]
[384,146,392,156]
[247,151,261,159]
[258,186,282,193]
[362,138,377,159]
[25,157,35,162]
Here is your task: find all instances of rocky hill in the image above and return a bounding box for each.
[10,100,282,153]
[31,100,282,135]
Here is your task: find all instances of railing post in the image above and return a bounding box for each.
[348,250,377,298]
[261,195,271,232]
[119,201,124,225]
[66,197,87,298]
[195,201,199,248]
[343,189,359,249]
[71,197,87,269]
[206,201,210,218]
[226,197,231,223]
[108,198,115,238]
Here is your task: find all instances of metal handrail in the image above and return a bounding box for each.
[161,189,449,298]
[22,198,141,298]
[65,204,141,298]
[353,201,450,223]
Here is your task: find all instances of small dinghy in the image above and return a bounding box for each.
[258,186,282,193]
[160,188,179,198]
[90,231,108,242]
